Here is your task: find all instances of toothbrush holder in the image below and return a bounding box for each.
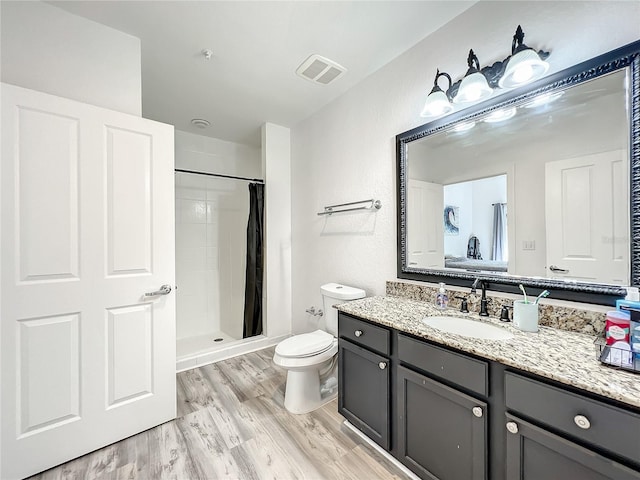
[513,300,539,332]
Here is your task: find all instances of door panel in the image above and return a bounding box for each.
[16,107,80,283]
[18,313,81,435]
[545,150,628,284]
[506,414,640,480]
[106,304,153,407]
[408,179,444,269]
[105,126,153,276]
[1,83,176,479]
[397,365,487,480]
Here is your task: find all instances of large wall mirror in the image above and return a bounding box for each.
[397,40,640,305]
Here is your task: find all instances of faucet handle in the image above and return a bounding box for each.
[455,296,469,313]
[500,304,512,322]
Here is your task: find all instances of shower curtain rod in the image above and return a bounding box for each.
[175,168,264,183]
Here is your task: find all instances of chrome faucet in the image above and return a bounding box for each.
[471,278,489,316]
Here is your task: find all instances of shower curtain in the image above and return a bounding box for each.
[243,182,264,338]
[491,203,507,261]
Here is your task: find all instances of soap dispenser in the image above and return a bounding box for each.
[436,282,449,309]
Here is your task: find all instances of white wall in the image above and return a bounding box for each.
[0,1,141,116]
[291,1,640,333]
[175,130,262,178]
[262,124,292,338]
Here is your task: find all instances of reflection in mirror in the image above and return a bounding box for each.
[405,69,629,286]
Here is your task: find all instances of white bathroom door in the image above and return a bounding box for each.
[545,150,628,284]
[0,83,176,479]
[408,180,444,268]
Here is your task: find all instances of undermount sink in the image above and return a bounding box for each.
[422,316,514,341]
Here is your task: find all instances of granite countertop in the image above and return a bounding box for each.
[336,295,640,410]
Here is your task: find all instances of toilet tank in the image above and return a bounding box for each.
[321,283,366,336]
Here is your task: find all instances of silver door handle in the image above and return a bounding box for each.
[144,284,172,297]
[378,362,387,370]
[549,265,569,273]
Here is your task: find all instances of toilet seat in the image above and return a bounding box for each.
[275,330,334,358]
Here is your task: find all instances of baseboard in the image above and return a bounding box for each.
[176,334,289,372]
[343,420,420,480]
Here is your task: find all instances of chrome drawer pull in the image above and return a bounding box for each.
[354,330,363,337]
[472,406,483,418]
[574,415,591,430]
[506,422,519,434]
[378,362,387,370]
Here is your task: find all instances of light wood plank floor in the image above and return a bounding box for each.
[30,347,406,480]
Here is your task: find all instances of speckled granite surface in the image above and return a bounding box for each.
[386,281,607,335]
[336,295,640,410]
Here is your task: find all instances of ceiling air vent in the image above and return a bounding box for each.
[296,54,346,85]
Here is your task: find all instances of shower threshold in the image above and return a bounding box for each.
[176,332,274,372]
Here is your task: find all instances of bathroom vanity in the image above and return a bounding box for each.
[336,296,640,480]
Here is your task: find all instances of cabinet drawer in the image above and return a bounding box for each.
[338,313,390,356]
[398,334,488,396]
[505,372,640,463]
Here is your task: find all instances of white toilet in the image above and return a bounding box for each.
[273,282,365,414]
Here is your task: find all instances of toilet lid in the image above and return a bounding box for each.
[275,330,335,358]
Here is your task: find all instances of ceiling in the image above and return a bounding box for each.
[49,1,475,147]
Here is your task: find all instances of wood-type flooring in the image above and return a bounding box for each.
[29,347,406,480]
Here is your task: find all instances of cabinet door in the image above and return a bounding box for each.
[397,365,487,480]
[338,339,390,449]
[505,414,640,480]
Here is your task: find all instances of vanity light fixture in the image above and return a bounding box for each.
[420,69,454,118]
[452,50,493,104]
[498,25,550,89]
[483,107,517,123]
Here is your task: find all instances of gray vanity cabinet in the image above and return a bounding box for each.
[505,414,640,479]
[337,312,640,479]
[338,314,391,449]
[397,365,487,480]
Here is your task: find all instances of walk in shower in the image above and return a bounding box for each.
[175,169,264,366]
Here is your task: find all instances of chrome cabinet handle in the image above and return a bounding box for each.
[354,330,363,337]
[378,362,387,370]
[472,406,483,418]
[144,284,172,297]
[549,265,569,273]
[574,415,591,430]
[506,422,519,434]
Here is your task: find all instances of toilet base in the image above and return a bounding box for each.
[282,366,338,414]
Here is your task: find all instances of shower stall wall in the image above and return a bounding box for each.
[175,170,252,359]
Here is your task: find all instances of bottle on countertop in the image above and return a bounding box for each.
[436,282,449,310]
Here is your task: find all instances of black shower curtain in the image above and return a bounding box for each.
[243,182,264,338]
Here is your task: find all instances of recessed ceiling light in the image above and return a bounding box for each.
[191,118,211,128]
